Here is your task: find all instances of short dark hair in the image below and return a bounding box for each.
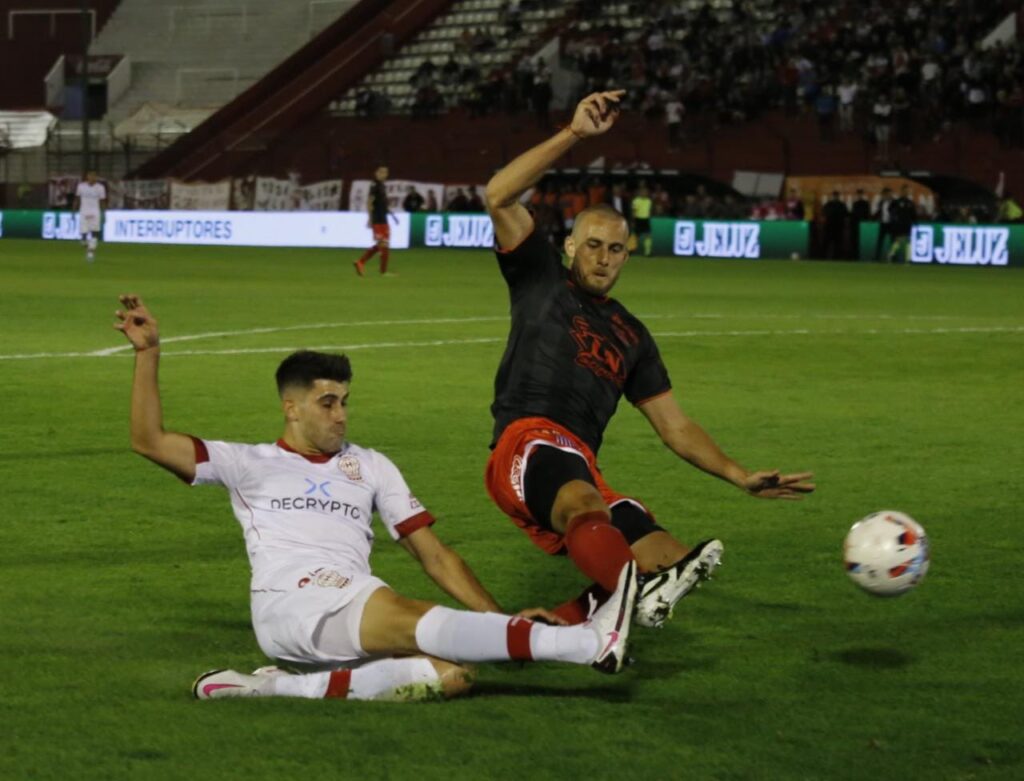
[573,204,628,236]
[275,351,352,396]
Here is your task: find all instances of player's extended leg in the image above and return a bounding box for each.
[526,446,722,627]
[358,580,635,674]
[524,446,636,594]
[194,656,470,702]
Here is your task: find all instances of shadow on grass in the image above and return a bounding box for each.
[629,656,718,679]
[469,681,633,702]
[827,647,915,668]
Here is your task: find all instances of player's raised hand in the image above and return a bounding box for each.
[114,294,160,351]
[569,90,625,138]
[741,469,815,500]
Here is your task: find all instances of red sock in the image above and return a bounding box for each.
[325,669,352,698]
[358,246,378,264]
[380,246,390,273]
[563,511,634,592]
[506,616,534,660]
[553,583,610,625]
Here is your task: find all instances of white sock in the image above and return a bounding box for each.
[268,658,440,701]
[415,607,511,661]
[414,606,598,665]
[87,236,97,251]
[529,623,599,664]
[347,657,440,701]
[269,670,331,698]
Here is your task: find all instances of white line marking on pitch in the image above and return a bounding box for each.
[2,325,1021,361]
[11,310,985,361]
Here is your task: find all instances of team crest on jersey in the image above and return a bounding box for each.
[510,454,525,501]
[570,315,627,387]
[338,454,363,481]
[299,568,352,590]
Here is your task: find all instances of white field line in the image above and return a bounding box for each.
[0,310,990,362]
[2,325,1022,361]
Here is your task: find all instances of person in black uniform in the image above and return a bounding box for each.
[355,165,396,276]
[873,186,895,261]
[483,90,815,627]
[820,191,849,259]
[850,188,872,260]
[887,184,917,263]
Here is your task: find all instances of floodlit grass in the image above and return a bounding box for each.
[1,238,1022,780]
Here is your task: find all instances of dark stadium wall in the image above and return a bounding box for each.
[131,0,455,182]
[237,110,1023,199]
[0,1,121,109]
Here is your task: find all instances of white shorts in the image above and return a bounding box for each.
[250,566,387,666]
[79,213,101,234]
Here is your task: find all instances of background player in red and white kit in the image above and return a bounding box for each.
[354,165,396,276]
[114,295,637,703]
[483,91,815,627]
[74,171,106,263]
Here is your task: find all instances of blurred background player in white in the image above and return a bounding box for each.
[74,171,106,262]
[113,295,636,703]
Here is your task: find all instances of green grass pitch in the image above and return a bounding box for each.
[1,238,1022,780]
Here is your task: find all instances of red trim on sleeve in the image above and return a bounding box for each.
[633,389,673,407]
[495,225,536,254]
[394,511,435,538]
[506,617,534,661]
[189,436,210,464]
[275,438,336,464]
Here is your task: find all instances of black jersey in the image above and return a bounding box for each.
[370,181,389,224]
[491,229,672,454]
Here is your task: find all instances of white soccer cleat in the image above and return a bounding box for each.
[586,559,638,674]
[192,666,286,700]
[634,538,724,628]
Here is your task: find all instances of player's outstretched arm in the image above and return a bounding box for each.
[399,527,566,623]
[485,90,624,250]
[638,392,815,500]
[399,526,504,612]
[114,295,197,482]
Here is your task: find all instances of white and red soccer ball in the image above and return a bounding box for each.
[844,511,930,597]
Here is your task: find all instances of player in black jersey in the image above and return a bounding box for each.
[483,91,815,627]
[355,165,396,276]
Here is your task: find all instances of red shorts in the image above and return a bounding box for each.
[372,223,390,242]
[485,416,644,555]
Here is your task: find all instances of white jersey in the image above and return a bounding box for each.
[190,437,433,590]
[76,181,106,216]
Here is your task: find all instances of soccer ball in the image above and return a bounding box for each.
[843,511,930,597]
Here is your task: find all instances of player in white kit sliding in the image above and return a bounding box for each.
[74,172,106,262]
[114,294,637,703]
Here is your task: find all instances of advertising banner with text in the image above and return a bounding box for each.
[858,222,1022,266]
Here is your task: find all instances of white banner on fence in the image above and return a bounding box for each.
[349,179,444,213]
[108,179,170,209]
[102,210,411,248]
[48,176,80,208]
[254,177,295,211]
[297,179,344,211]
[169,180,231,210]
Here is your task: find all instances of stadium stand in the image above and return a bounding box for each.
[0,0,121,109]
[89,0,358,122]
[125,0,1024,193]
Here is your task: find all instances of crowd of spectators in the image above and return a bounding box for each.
[559,0,1022,153]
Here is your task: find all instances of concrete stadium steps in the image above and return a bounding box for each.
[89,0,356,121]
[332,0,569,114]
